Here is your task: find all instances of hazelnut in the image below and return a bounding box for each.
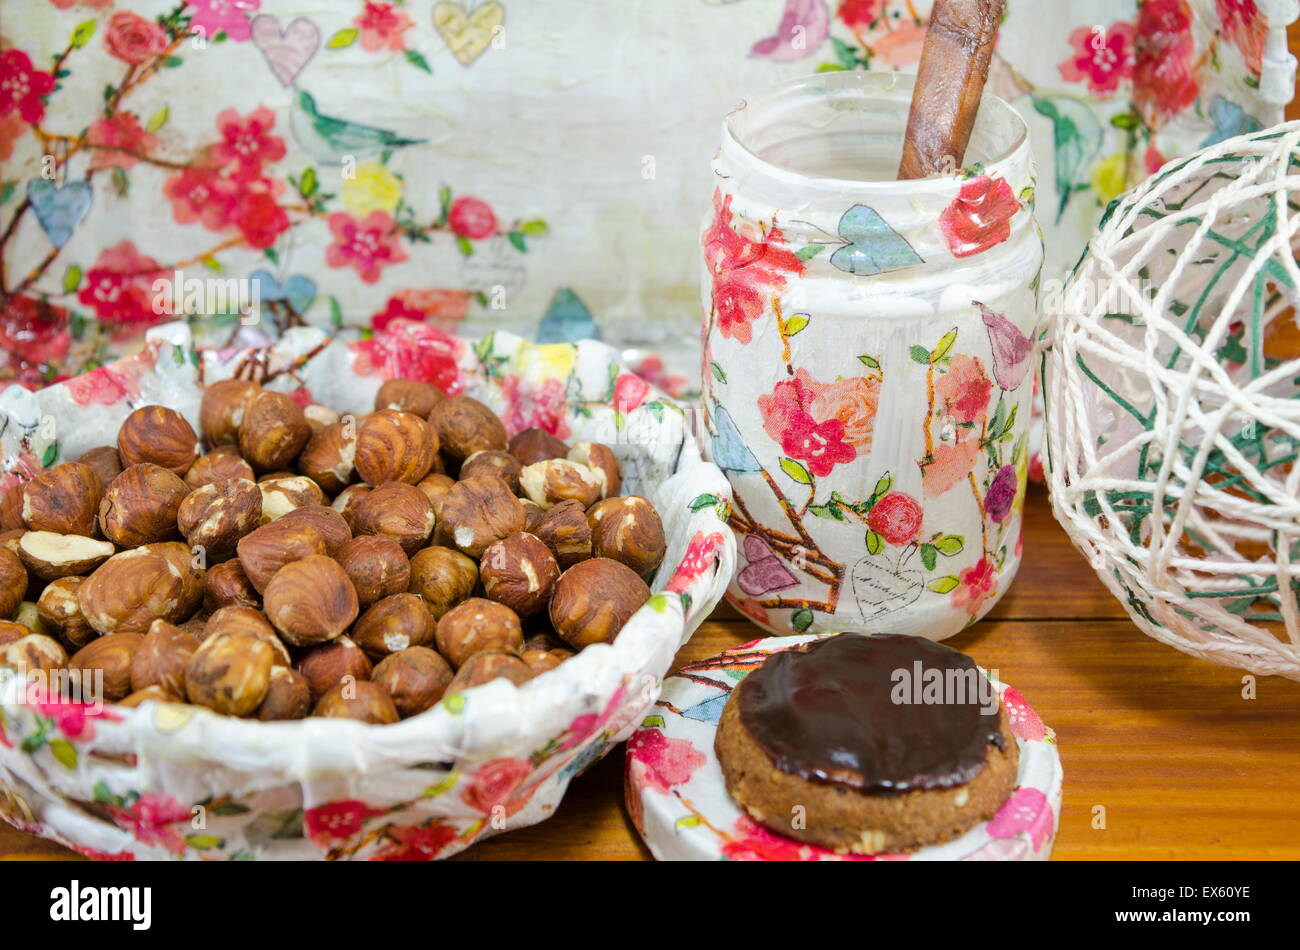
[313,680,399,724]
[332,484,372,523]
[203,559,259,612]
[78,551,185,636]
[521,649,568,676]
[337,535,410,607]
[428,395,507,466]
[407,545,477,620]
[433,476,524,559]
[0,528,23,557]
[375,378,444,417]
[435,597,523,669]
[21,462,103,536]
[303,403,340,433]
[18,531,115,581]
[297,421,357,495]
[13,602,48,639]
[130,618,199,695]
[184,632,274,717]
[236,518,327,593]
[549,558,650,649]
[568,442,622,497]
[589,496,666,575]
[0,485,23,532]
[521,499,545,533]
[371,647,452,718]
[70,633,142,702]
[508,427,569,466]
[519,459,603,510]
[98,463,188,547]
[36,577,95,649]
[118,685,183,708]
[184,451,255,489]
[0,546,26,619]
[262,554,359,647]
[415,473,455,511]
[480,532,559,616]
[533,499,592,568]
[117,406,200,476]
[355,409,438,486]
[257,475,326,522]
[522,631,569,654]
[353,592,435,659]
[297,635,372,701]
[255,666,312,720]
[348,482,436,556]
[238,390,310,473]
[76,446,124,488]
[445,650,533,696]
[460,450,522,494]
[1,631,68,675]
[204,605,290,664]
[277,505,351,558]
[200,378,260,447]
[130,542,203,621]
[177,478,262,558]
[0,619,26,645]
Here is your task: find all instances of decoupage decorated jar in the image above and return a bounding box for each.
[699,72,1041,639]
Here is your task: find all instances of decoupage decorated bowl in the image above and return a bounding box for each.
[0,321,735,860]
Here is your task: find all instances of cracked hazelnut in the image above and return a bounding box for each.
[238,390,311,473]
[297,421,357,495]
[519,458,603,510]
[177,478,261,558]
[568,442,622,497]
[236,518,327,593]
[445,649,533,696]
[37,577,95,650]
[434,476,524,559]
[257,475,326,523]
[407,545,477,620]
[336,535,409,607]
[184,451,255,489]
[509,427,568,466]
[589,496,666,575]
[185,631,274,717]
[435,597,523,669]
[549,557,650,649]
[18,531,115,581]
[76,446,123,488]
[21,462,103,536]
[353,592,435,659]
[460,450,522,494]
[332,484,372,524]
[263,554,359,647]
[130,618,199,695]
[349,482,436,556]
[0,547,26,618]
[371,646,452,718]
[277,505,351,558]
[78,550,185,636]
[313,679,399,724]
[355,409,438,486]
[533,499,592,568]
[200,378,260,447]
[480,532,559,616]
[117,406,200,476]
[297,635,372,701]
[376,378,444,417]
[256,666,312,720]
[99,463,188,547]
[1,631,68,675]
[203,559,259,612]
[428,395,507,466]
[70,633,142,702]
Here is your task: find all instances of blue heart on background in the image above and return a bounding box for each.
[537,287,601,343]
[829,203,923,276]
[249,270,317,316]
[1200,96,1262,149]
[27,178,92,249]
[709,403,761,474]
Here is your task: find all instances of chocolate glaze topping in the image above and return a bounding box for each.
[738,633,1005,794]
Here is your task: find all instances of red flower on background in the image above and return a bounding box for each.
[702,189,805,344]
[370,821,458,861]
[233,187,289,249]
[1,295,71,367]
[951,555,997,617]
[0,49,55,123]
[86,111,158,171]
[627,727,707,794]
[370,296,424,332]
[33,695,119,742]
[447,196,498,240]
[666,531,726,594]
[104,11,169,65]
[326,210,408,283]
[355,1,414,52]
[612,372,650,413]
[837,0,885,31]
[211,106,286,182]
[77,240,166,328]
[1217,0,1267,74]
[163,164,240,230]
[1058,23,1135,96]
[867,492,923,546]
[349,319,462,393]
[461,758,533,816]
[305,799,386,845]
[1134,0,1199,123]
[498,374,571,441]
[104,793,190,854]
[938,175,1019,258]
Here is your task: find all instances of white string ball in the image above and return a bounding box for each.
[1043,121,1300,680]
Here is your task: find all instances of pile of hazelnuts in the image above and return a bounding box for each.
[0,375,667,725]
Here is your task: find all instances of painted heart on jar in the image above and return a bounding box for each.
[27,179,92,249]
[829,204,923,277]
[736,534,798,596]
[850,557,923,622]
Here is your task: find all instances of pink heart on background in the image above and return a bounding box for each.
[251,14,320,87]
[977,300,1032,391]
[737,534,798,596]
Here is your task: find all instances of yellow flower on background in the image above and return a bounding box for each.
[516,341,576,381]
[342,162,403,216]
[1091,153,1129,205]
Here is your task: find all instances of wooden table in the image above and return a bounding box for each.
[4,485,1299,861]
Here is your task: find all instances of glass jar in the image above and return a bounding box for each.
[699,71,1041,640]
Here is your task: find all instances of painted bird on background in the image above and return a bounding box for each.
[290,90,427,165]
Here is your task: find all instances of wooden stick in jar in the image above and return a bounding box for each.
[897,0,1006,180]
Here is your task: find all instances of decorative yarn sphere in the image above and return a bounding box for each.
[1043,121,1300,680]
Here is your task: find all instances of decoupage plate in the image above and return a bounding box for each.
[626,634,1062,861]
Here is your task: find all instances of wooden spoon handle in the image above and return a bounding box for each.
[897,0,1006,180]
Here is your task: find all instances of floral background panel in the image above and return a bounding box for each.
[625,634,1063,861]
[0,1,1292,393]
